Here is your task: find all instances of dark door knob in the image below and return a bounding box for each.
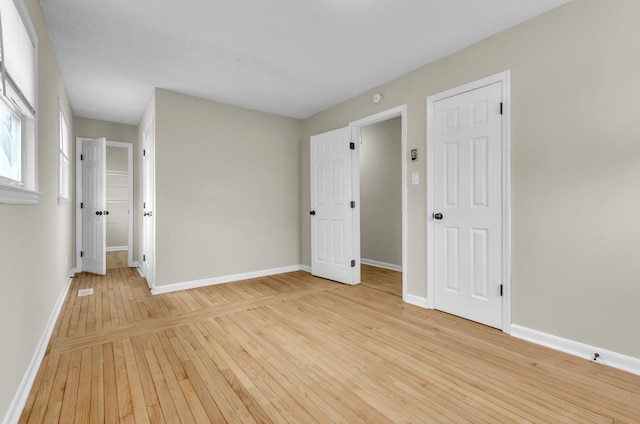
[310,211,316,216]
[433,213,443,220]
[104,210,109,215]
[96,211,102,216]
[143,212,149,217]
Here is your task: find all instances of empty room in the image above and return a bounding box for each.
[1,0,639,422]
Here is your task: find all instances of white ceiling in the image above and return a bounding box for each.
[40,0,570,125]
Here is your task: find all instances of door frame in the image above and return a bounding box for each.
[426,70,512,333]
[350,104,408,298]
[75,138,134,271]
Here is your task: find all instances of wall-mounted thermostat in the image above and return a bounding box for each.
[411,148,418,161]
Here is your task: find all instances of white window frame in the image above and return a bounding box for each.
[0,0,39,205]
[58,98,69,202]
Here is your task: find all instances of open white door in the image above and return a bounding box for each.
[142,120,156,288]
[310,127,358,285]
[82,137,107,275]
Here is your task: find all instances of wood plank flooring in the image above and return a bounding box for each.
[20,266,640,423]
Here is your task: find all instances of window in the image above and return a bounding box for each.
[0,0,38,204]
[0,99,21,181]
[58,100,69,201]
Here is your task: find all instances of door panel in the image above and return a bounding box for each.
[310,127,355,284]
[433,82,503,328]
[82,137,106,275]
[444,142,459,206]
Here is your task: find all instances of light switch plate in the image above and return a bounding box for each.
[411,172,419,185]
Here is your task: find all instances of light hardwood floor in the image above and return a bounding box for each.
[20,266,640,423]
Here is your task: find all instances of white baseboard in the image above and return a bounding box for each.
[403,293,431,309]
[511,324,640,376]
[300,264,311,273]
[2,268,76,424]
[361,258,402,272]
[106,246,127,252]
[151,265,308,295]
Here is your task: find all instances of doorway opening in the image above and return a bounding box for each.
[358,116,403,297]
[75,138,133,274]
[105,144,132,269]
[309,105,408,296]
[349,105,408,301]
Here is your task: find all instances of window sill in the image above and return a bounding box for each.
[0,184,42,205]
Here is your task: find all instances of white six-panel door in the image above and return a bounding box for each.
[143,120,156,289]
[310,127,357,285]
[432,82,503,328]
[82,137,107,275]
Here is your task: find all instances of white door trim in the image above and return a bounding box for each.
[426,71,512,333]
[350,104,408,299]
[75,137,83,271]
[75,138,134,271]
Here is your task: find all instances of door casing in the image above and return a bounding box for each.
[75,138,134,272]
[350,105,408,298]
[426,70,512,333]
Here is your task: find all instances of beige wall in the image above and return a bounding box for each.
[106,146,128,172]
[74,117,138,144]
[0,0,74,419]
[301,0,640,358]
[153,89,301,286]
[360,118,402,266]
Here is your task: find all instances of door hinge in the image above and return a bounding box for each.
[80,154,83,160]
[349,142,355,150]
[500,284,504,297]
[143,254,146,262]
[143,149,146,156]
[500,102,503,115]
[350,201,355,209]
[80,251,84,258]
[80,202,83,209]
[351,260,356,268]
